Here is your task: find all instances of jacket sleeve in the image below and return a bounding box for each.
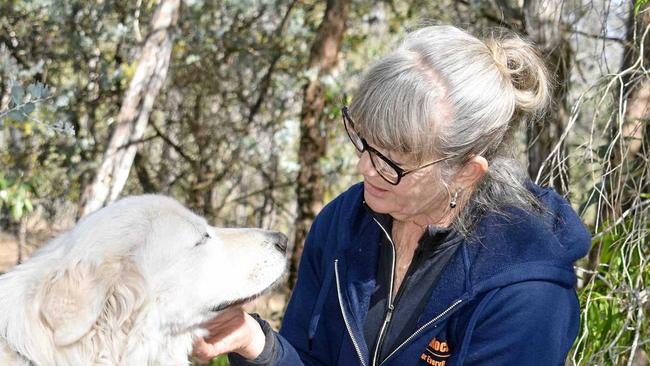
[456,280,580,366]
[274,206,334,365]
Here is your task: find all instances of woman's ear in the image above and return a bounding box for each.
[454,155,488,188]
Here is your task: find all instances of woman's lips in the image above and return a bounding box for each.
[364,180,388,197]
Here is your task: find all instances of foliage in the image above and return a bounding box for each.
[0,173,34,223]
[635,0,649,16]
[209,355,229,366]
[574,218,649,364]
[0,81,74,135]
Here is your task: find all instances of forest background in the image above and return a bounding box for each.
[1,0,648,365]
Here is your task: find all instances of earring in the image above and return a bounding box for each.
[450,190,459,209]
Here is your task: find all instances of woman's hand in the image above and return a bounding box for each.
[192,307,266,363]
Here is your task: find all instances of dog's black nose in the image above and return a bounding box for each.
[272,232,288,253]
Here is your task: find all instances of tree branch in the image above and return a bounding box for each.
[150,121,197,166]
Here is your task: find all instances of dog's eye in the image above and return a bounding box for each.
[194,232,211,247]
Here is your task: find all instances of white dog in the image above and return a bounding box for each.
[0,195,287,365]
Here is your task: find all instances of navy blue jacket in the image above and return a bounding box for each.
[273,182,590,365]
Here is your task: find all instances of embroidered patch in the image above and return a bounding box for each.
[419,337,450,366]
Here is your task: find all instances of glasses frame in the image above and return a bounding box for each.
[342,106,454,185]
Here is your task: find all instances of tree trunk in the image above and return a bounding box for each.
[16,219,26,265]
[524,0,571,195]
[79,0,181,217]
[290,0,348,288]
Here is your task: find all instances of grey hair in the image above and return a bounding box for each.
[349,25,551,236]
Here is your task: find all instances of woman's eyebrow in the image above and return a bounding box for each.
[380,148,407,166]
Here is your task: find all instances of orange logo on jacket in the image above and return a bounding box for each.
[419,338,450,366]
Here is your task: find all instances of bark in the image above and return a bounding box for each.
[17,219,26,265]
[134,151,158,193]
[78,0,181,217]
[290,0,349,288]
[524,0,571,195]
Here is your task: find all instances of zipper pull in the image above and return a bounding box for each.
[373,304,395,366]
[383,304,394,326]
[385,308,393,323]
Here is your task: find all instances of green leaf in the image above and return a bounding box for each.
[8,110,26,122]
[40,83,50,98]
[635,0,649,15]
[11,84,24,106]
[27,83,41,99]
[209,355,230,366]
[25,199,34,213]
[23,102,36,114]
[11,201,24,221]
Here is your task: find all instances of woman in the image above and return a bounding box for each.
[193,25,590,365]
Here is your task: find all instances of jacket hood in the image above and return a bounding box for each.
[465,182,591,293]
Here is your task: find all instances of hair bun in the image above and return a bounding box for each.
[484,33,551,115]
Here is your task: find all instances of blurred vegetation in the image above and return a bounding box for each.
[1,0,648,364]
[210,355,229,366]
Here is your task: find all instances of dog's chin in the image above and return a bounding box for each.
[209,293,261,312]
[209,275,285,313]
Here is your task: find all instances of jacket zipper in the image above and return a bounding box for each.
[371,218,464,366]
[371,218,397,366]
[379,298,464,365]
[335,259,368,366]
[372,304,393,366]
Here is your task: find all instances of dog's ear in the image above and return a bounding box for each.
[39,263,115,347]
[39,260,146,347]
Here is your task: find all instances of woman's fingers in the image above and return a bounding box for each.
[204,307,246,332]
[193,308,265,361]
[192,337,219,363]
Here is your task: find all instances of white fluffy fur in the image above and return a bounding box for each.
[0,195,287,365]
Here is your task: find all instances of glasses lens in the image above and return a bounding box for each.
[369,152,399,184]
[343,111,364,152]
[342,107,400,185]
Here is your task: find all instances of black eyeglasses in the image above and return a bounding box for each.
[342,106,454,185]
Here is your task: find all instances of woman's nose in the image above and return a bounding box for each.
[357,151,377,177]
